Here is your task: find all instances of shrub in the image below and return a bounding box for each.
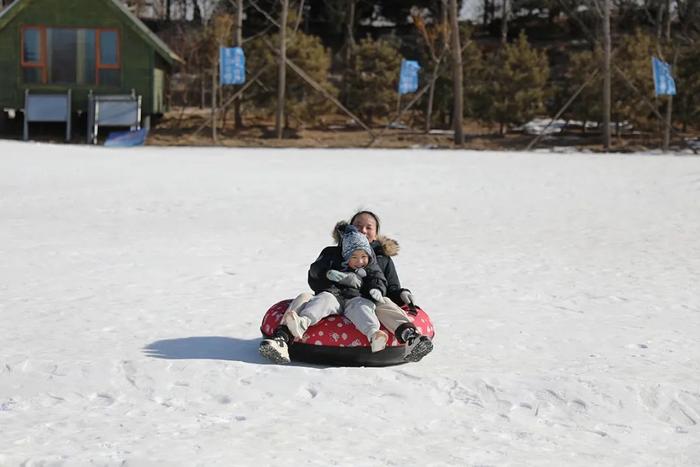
[342,37,402,124]
[246,30,336,126]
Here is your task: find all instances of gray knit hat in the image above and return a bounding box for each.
[337,223,374,263]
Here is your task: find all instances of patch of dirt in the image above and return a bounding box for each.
[147,108,695,153]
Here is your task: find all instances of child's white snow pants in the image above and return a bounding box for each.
[287,291,411,334]
[299,292,380,338]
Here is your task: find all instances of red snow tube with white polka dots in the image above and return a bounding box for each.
[260,299,436,366]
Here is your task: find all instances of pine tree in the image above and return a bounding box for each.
[562,47,603,132]
[676,45,700,131]
[613,30,656,133]
[342,38,402,124]
[246,30,336,127]
[419,24,483,129]
[481,31,549,134]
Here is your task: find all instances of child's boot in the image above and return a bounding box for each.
[259,336,290,364]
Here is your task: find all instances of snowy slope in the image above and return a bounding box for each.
[1,141,699,466]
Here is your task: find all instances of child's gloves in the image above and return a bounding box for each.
[400,290,415,305]
[369,289,383,302]
[326,270,362,288]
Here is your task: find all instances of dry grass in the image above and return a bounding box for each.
[2,106,695,152]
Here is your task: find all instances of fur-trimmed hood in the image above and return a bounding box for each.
[332,221,399,258]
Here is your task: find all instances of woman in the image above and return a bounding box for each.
[259,210,433,364]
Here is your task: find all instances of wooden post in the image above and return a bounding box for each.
[663,93,673,152]
[275,0,288,139]
[449,0,464,145]
[602,0,611,150]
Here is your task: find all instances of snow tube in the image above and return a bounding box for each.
[260,299,435,366]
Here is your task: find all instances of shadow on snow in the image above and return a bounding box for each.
[143,336,264,364]
[142,336,328,367]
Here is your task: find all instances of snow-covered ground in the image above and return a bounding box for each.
[1,140,699,466]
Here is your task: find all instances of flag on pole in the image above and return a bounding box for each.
[398,59,421,95]
[652,57,676,96]
[220,47,246,85]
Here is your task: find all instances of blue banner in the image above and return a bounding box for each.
[652,57,676,96]
[220,47,246,85]
[398,59,421,95]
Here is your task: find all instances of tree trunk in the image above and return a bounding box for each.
[233,0,244,129]
[426,1,448,133]
[662,5,674,152]
[343,0,356,105]
[345,0,356,52]
[501,0,509,45]
[602,0,612,150]
[200,72,205,108]
[425,71,438,133]
[449,0,464,145]
[656,0,665,40]
[212,63,218,143]
[276,0,288,139]
[193,0,202,23]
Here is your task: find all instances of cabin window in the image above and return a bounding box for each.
[21,26,120,86]
[22,28,41,62]
[97,30,120,86]
[21,27,45,83]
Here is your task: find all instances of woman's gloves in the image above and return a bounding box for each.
[326,270,362,288]
[400,290,415,305]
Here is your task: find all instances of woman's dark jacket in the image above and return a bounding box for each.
[307,234,408,306]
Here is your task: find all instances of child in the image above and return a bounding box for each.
[260,212,433,364]
[260,222,389,363]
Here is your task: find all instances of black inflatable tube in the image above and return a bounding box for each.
[288,342,408,367]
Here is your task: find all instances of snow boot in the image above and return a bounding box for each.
[259,337,290,364]
[403,334,433,362]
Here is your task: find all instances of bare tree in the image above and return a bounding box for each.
[602,0,611,149]
[449,0,464,145]
[276,0,289,139]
